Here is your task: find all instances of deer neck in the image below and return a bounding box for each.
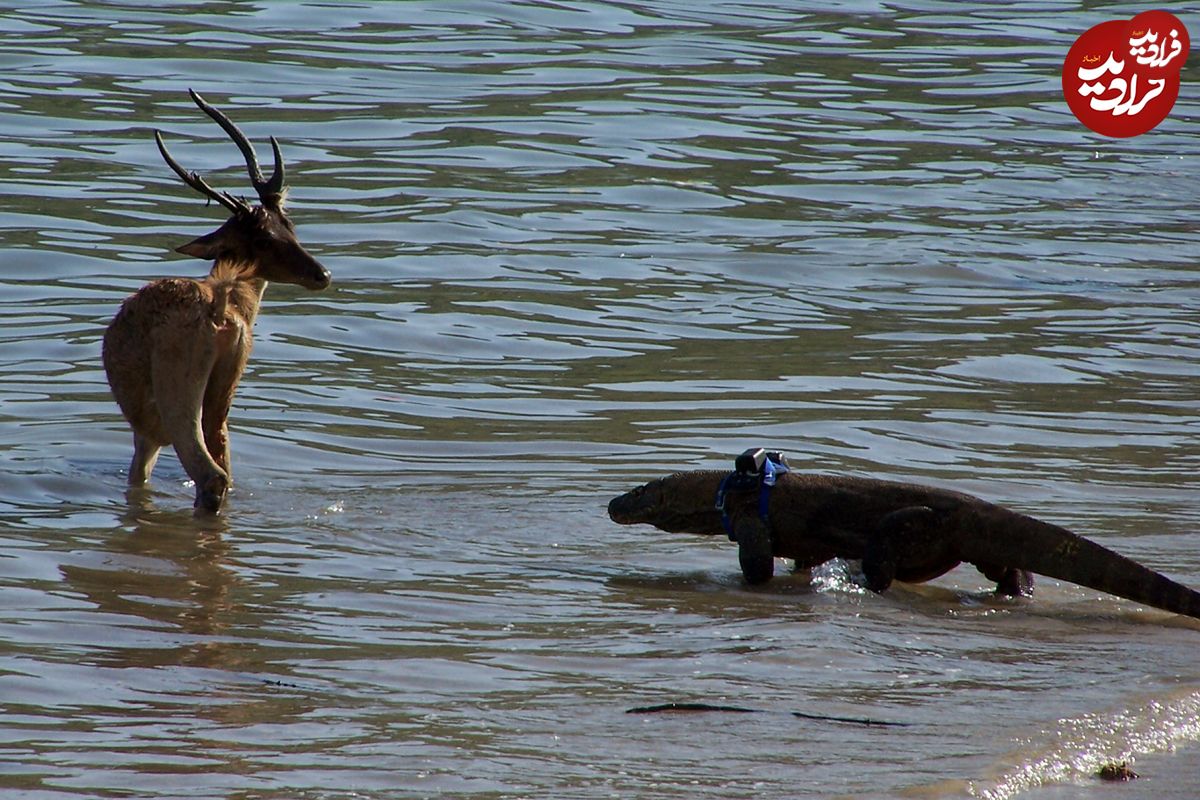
[207,261,268,327]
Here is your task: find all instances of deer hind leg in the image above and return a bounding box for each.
[129,433,162,485]
[151,341,229,513]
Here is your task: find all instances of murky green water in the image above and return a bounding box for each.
[3,2,1200,798]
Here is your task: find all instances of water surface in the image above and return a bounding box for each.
[3,2,1200,798]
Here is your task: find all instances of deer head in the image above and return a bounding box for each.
[154,89,331,290]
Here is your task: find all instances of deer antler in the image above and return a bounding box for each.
[154,130,251,216]
[187,88,285,207]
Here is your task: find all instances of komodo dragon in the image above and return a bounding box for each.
[608,467,1200,620]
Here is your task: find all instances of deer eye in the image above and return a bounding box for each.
[249,232,277,252]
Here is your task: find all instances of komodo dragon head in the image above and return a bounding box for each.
[608,470,729,535]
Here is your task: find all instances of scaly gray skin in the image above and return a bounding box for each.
[608,470,1200,619]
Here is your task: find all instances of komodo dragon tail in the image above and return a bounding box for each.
[973,510,1200,620]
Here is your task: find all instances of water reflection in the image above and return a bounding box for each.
[61,496,236,665]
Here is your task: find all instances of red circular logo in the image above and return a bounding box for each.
[1063,10,1189,137]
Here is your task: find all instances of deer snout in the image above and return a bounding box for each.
[304,261,332,291]
[288,248,331,290]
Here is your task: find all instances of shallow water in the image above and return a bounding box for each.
[3,2,1200,798]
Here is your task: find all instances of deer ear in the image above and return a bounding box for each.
[176,231,223,259]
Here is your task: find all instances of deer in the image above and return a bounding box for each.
[102,89,331,513]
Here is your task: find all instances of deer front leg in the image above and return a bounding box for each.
[201,393,232,482]
[204,419,231,478]
[151,343,229,513]
[202,317,252,485]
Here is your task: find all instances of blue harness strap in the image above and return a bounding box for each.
[715,452,789,541]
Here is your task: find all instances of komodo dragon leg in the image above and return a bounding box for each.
[975,562,1035,597]
[862,506,956,593]
[733,515,774,585]
[863,506,1033,596]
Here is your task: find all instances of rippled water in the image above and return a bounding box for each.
[3,2,1200,798]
